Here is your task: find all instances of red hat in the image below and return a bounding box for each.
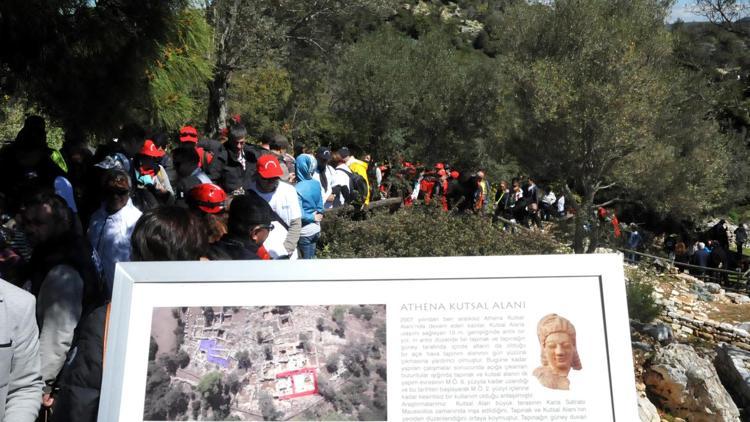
[438,169,447,177]
[188,183,227,214]
[450,170,459,179]
[257,154,284,179]
[139,139,165,158]
[179,125,199,143]
[435,162,445,170]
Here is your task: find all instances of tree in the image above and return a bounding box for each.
[325,354,339,374]
[164,388,189,419]
[158,354,179,376]
[333,28,506,167]
[203,0,286,136]
[235,350,252,370]
[176,349,191,369]
[197,371,231,419]
[499,0,730,252]
[0,0,186,136]
[149,336,159,361]
[259,390,283,421]
[203,307,215,326]
[696,0,750,28]
[202,0,397,136]
[147,8,213,130]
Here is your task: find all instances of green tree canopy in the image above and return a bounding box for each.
[333,28,505,166]
[496,0,730,252]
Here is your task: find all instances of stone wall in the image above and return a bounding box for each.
[646,271,750,351]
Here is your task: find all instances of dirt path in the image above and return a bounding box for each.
[151,307,178,356]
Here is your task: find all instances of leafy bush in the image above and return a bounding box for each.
[319,207,561,258]
[626,279,661,323]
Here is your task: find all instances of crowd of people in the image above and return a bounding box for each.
[0,115,746,420]
[0,115,564,421]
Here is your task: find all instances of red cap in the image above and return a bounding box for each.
[257,154,284,179]
[438,169,447,177]
[179,125,199,143]
[450,170,459,179]
[139,140,165,158]
[188,183,227,214]
[435,162,445,170]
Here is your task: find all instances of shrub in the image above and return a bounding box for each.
[319,207,561,258]
[626,279,661,323]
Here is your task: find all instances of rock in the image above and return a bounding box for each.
[632,341,655,352]
[715,344,750,416]
[641,323,674,345]
[726,292,750,304]
[644,343,740,421]
[705,282,723,294]
[638,394,660,422]
[737,322,750,334]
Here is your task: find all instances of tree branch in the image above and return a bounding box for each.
[594,198,620,208]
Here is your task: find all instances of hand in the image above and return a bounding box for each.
[42,393,55,408]
[326,194,334,203]
[314,213,323,222]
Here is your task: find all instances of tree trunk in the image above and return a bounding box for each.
[586,217,601,253]
[564,183,595,254]
[206,69,230,138]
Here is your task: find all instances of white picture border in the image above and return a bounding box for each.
[99,253,637,421]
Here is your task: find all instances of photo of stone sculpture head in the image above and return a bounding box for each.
[532,313,582,390]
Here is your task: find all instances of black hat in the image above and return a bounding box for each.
[228,194,272,234]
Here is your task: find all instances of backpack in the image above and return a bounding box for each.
[337,167,367,205]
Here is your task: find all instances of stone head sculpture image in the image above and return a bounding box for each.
[532,313,582,390]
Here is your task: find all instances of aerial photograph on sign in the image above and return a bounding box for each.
[144,305,387,421]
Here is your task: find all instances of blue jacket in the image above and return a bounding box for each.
[295,154,323,225]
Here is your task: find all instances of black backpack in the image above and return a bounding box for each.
[337,167,368,205]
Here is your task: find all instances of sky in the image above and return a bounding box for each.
[669,0,709,23]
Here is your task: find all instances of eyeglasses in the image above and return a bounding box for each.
[253,223,274,232]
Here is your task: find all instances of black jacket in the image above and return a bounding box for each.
[209,234,262,260]
[50,304,108,422]
[214,146,255,194]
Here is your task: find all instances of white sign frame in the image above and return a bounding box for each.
[100,254,637,421]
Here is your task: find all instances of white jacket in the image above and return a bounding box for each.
[87,199,142,297]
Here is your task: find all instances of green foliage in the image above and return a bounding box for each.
[0,97,65,149]
[626,277,661,323]
[163,388,189,420]
[0,0,186,135]
[320,207,560,258]
[196,371,223,395]
[333,28,506,167]
[492,0,732,251]
[147,8,213,130]
[259,390,283,421]
[349,306,374,321]
[228,64,292,136]
[144,361,171,420]
[326,354,339,374]
[235,349,252,370]
[176,349,190,369]
[197,371,231,419]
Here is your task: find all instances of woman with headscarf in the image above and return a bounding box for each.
[295,154,323,259]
